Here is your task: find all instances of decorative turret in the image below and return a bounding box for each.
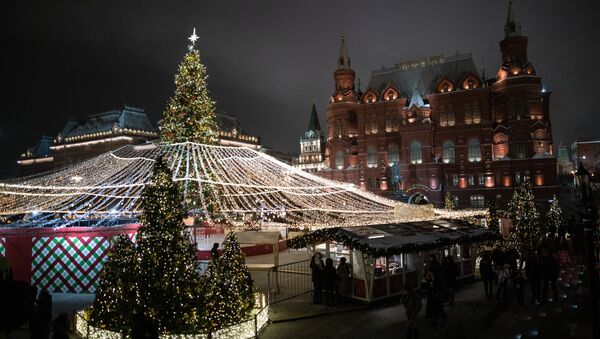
[332,34,358,103]
[497,0,535,80]
[305,98,321,137]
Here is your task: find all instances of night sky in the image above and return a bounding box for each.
[1,0,599,178]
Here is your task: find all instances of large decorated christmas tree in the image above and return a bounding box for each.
[508,179,542,256]
[159,29,219,145]
[135,157,203,333]
[90,235,136,332]
[202,233,255,332]
[159,29,221,220]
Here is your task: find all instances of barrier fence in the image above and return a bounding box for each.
[267,259,312,304]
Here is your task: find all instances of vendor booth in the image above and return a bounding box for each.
[289,219,497,302]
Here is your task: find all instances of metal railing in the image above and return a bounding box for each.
[267,259,312,304]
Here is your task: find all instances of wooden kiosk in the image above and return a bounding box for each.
[292,219,496,302]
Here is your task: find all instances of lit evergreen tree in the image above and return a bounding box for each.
[159,37,221,220]
[486,195,500,230]
[135,157,203,333]
[444,192,456,210]
[159,42,218,145]
[546,194,564,238]
[90,234,136,332]
[202,233,254,332]
[508,179,542,256]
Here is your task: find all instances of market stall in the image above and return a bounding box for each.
[289,219,497,302]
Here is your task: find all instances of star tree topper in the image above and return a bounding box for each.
[188,28,199,50]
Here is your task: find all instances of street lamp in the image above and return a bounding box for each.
[576,164,600,339]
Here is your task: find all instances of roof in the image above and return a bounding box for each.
[24,135,53,158]
[59,106,154,139]
[305,101,321,135]
[289,219,497,256]
[367,53,479,96]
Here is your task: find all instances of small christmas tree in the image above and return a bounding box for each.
[159,32,222,220]
[546,194,564,238]
[135,157,203,333]
[508,179,542,257]
[202,233,254,332]
[90,234,136,332]
[444,192,456,210]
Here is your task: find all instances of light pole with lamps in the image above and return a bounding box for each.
[576,164,600,339]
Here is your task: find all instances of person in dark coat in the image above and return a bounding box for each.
[425,273,446,326]
[540,246,559,304]
[491,246,506,268]
[30,290,52,339]
[479,253,494,299]
[309,252,325,304]
[525,252,542,304]
[402,288,423,339]
[336,257,351,304]
[442,256,459,306]
[513,269,525,306]
[52,313,70,339]
[210,242,219,260]
[322,258,337,306]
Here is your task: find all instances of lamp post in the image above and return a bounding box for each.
[576,164,600,339]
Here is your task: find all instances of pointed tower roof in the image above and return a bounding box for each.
[409,86,425,108]
[338,33,351,69]
[504,0,522,38]
[306,98,321,134]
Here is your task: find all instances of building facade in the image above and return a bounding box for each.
[319,2,557,208]
[18,106,262,176]
[294,100,326,173]
[571,137,600,176]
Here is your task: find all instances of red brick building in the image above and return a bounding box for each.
[319,1,557,208]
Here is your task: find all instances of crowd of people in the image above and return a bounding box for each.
[0,266,70,339]
[309,252,352,306]
[481,238,572,306]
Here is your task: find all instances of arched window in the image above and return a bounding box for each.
[335,151,344,169]
[388,144,399,166]
[367,146,377,168]
[468,139,481,162]
[442,141,455,164]
[410,141,422,164]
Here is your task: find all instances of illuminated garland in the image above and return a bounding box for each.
[287,220,499,257]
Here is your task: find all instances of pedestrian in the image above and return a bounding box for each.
[479,253,494,299]
[336,257,351,304]
[556,240,572,269]
[30,290,52,339]
[525,252,542,304]
[323,258,337,306]
[513,269,525,306]
[402,288,422,339]
[491,246,506,268]
[442,256,459,306]
[540,246,559,304]
[496,264,510,301]
[52,313,70,339]
[210,242,219,260]
[425,273,446,326]
[309,252,324,304]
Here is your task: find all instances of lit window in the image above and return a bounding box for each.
[478,173,485,186]
[410,141,422,164]
[452,174,459,186]
[385,119,392,132]
[388,145,399,166]
[515,171,521,185]
[515,142,527,159]
[468,139,481,162]
[448,112,456,126]
[439,112,447,127]
[442,141,455,164]
[470,195,485,208]
[335,151,344,169]
[468,174,475,186]
[367,146,377,168]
